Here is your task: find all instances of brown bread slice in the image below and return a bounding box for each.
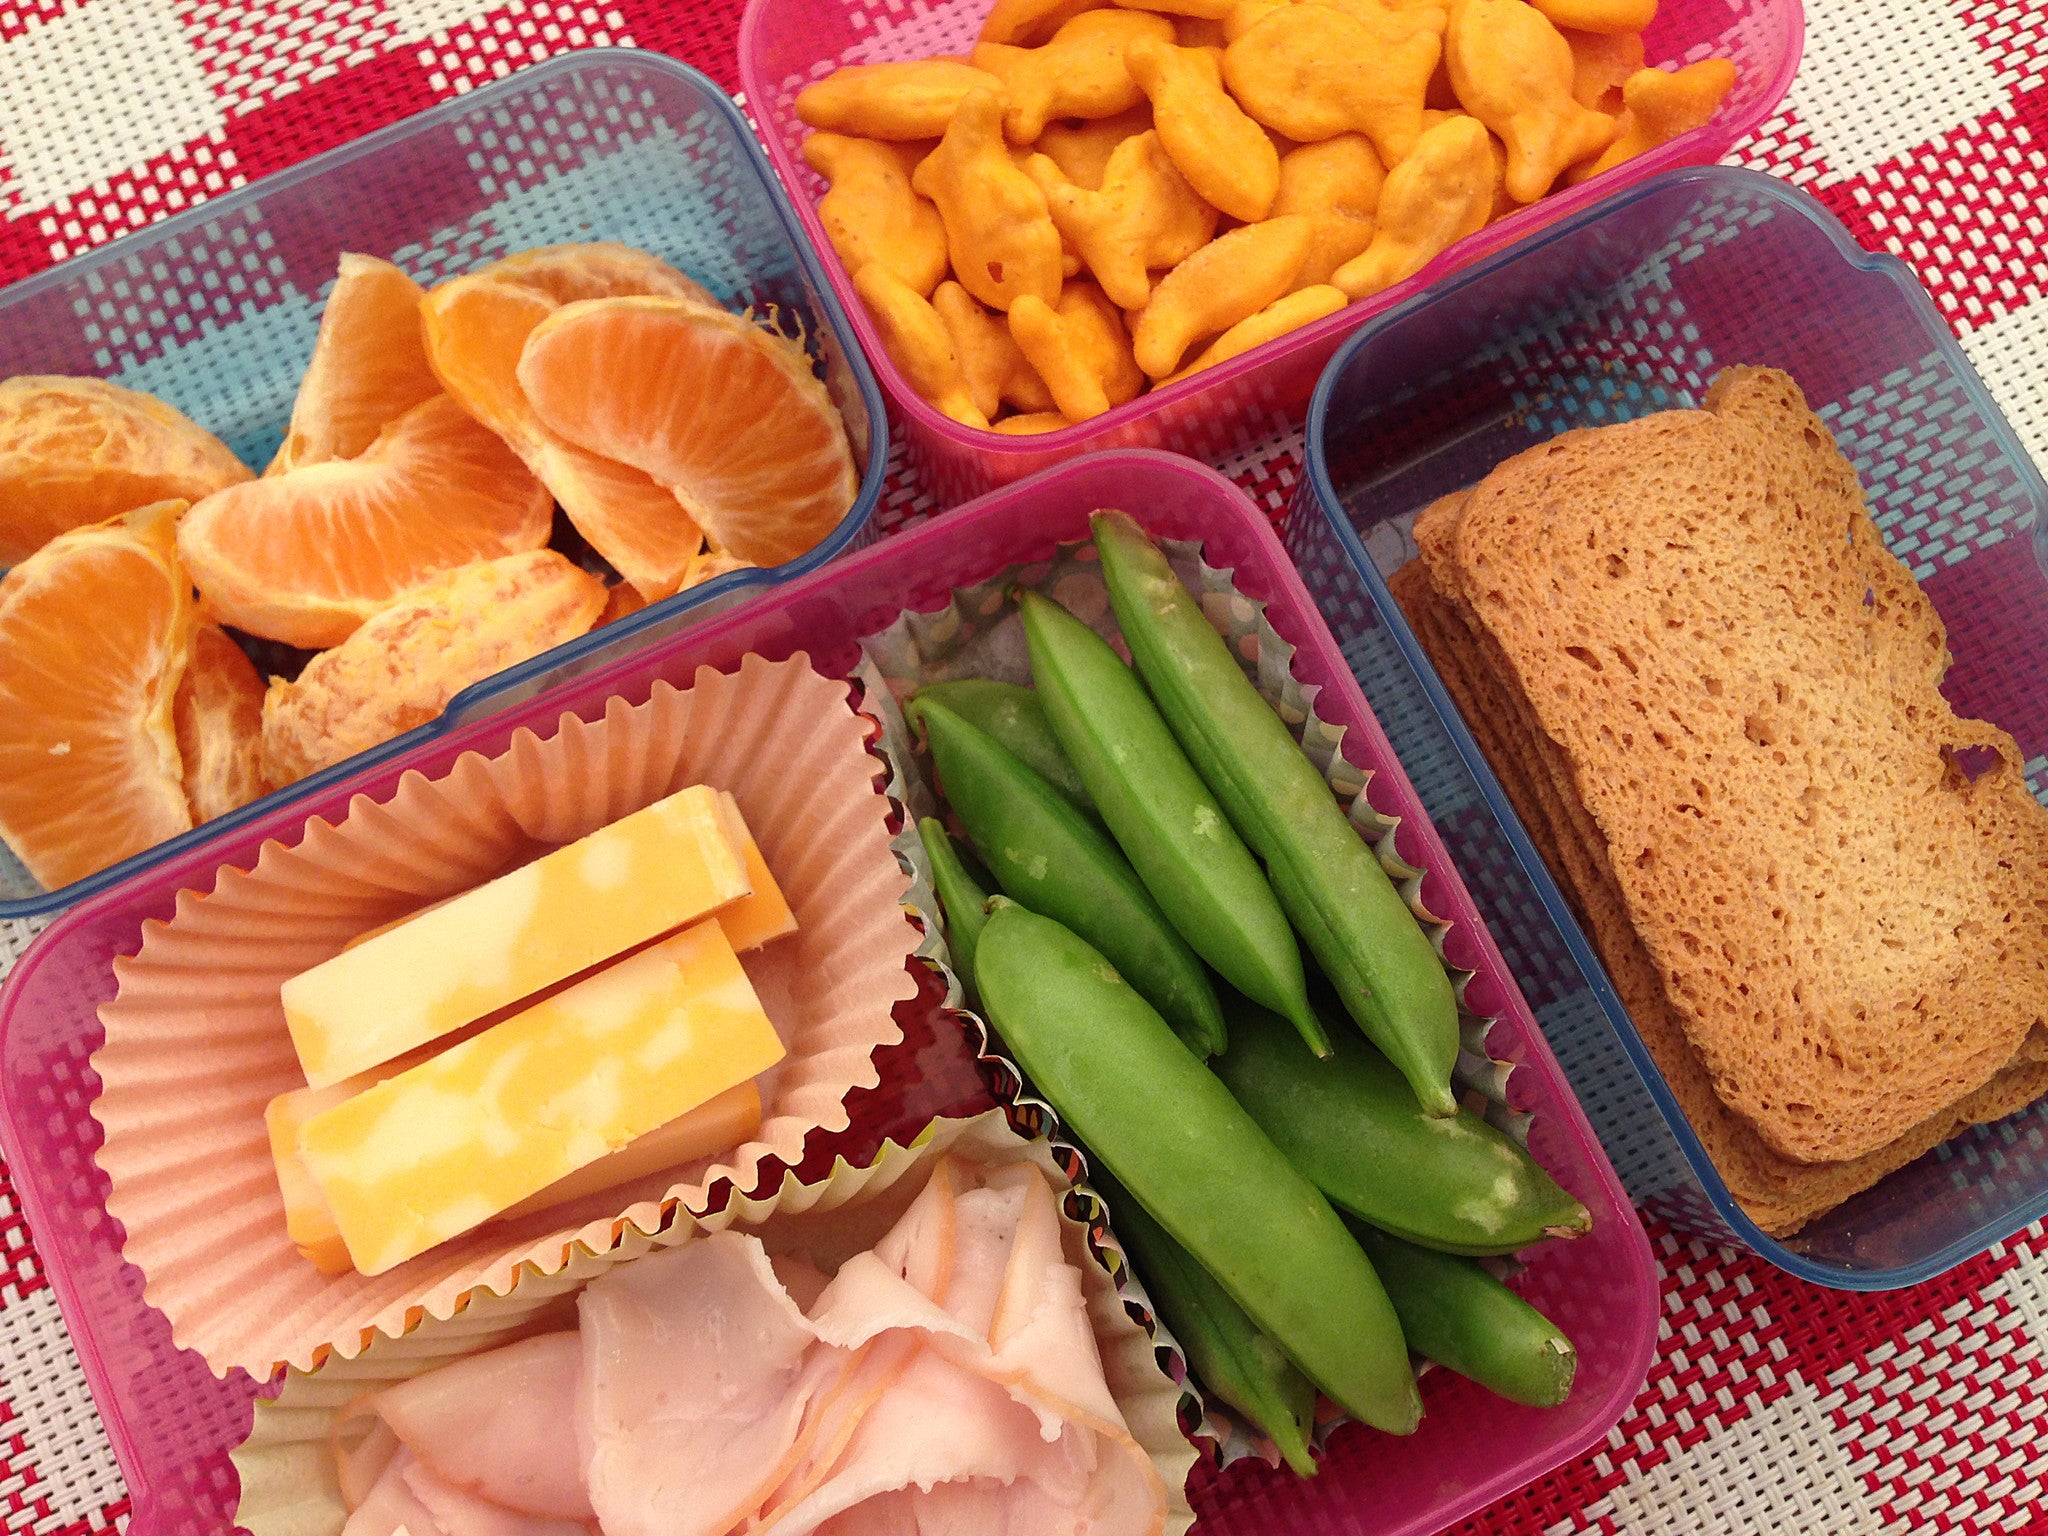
[1391,549,2048,1233]
[1424,368,2048,1164]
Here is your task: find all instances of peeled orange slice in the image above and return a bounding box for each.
[421,245,717,600]
[177,393,553,649]
[0,500,197,888]
[0,376,251,566]
[518,298,858,568]
[599,580,649,626]
[175,624,269,822]
[259,549,607,786]
[267,254,441,476]
[486,242,715,307]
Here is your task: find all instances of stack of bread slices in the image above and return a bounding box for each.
[1391,366,2048,1235]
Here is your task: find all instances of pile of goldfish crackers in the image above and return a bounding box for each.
[796,0,1736,432]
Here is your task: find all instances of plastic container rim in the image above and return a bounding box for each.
[1302,162,2048,1291]
[0,446,1658,1532]
[0,46,894,922]
[735,0,1805,454]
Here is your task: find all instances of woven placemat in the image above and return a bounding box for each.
[3,3,2048,1533]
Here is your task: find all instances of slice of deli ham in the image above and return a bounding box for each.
[579,1231,828,1536]
[376,1333,594,1521]
[330,1157,1167,1536]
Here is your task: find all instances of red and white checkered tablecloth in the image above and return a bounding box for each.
[4,3,2048,1533]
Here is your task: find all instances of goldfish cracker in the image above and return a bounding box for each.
[992,410,1077,433]
[1483,130,1520,221]
[853,265,990,428]
[1564,27,1645,111]
[1272,134,1384,284]
[932,280,1058,416]
[1222,0,1287,43]
[914,87,1067,311]
[1331,113,1494,298]
[1175,14,1231,44]
[1163,283,1348,382]
[1273,132,1384,220]
[1528,0,1654,34]
[1131,213,1314,376]
[1008,280,1147,420]
[1028,131,1220,309]
[1035,105,1154,188]
[1223,4,1441,167]
[1315,0,1449,32]
[1567,58,1735,182]
[971,10,1176,143]
[796,59,1005,140]
[1113,0,1239,16]
[981,0,1110,46]
[1127,37,1281,222]
[802,134,950,295]
[1446,0,1616,202]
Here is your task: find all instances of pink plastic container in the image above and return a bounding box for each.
[0,451,1656,1536]
[737,0,1803,504]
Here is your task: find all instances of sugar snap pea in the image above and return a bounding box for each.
[976,898,1420,1434]
[1092,1164,1317,1475]
[916,817,993,1008]
[1092,509,1460,1117]
[1214,999,1590,1255]
[913,679,1093,814]
[1020,590,1327,1057]
[1349,1223,1577,1408]
[908,696,1227,1056]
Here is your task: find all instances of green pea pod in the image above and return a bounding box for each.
[1092,1165,1317,1475]
[1019,590,1327,1057]
[913,680,1093,814]
[1349,1223,1577,1408]
[1214,1000,1590,1255]
[908,697,1227,1057]
[976,898,1420,1434]
[1092,509,1460,1117]
[916,817,993,1008]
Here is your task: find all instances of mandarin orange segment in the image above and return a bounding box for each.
[266,254,441,476]
[0,376,251,567]
[421,266,707,600]
[485,242,716,307]
[175,624,270,822]
[517,297,858,569]
[0,500,197,888]
[598,579,649,626]
[176,393,553,650]
[258,549,607,786]
[688,548,756,588]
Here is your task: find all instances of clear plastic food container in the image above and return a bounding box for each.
[737,0,1803,504]
[0,49,890,921]
[0,449,1657,1536]
[1292,164,2048,1289]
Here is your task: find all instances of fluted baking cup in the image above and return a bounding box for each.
[859,533,1527,1469]
[230,1108,1196,1536]
[93,653,918,1379]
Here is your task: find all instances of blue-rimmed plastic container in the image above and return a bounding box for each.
[0,49,889,921]
[1289,165,2048,1290]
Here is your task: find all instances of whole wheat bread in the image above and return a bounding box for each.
[1402,370,2048,1167]
[1393,550,2048,1233]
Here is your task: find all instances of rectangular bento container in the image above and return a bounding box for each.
[1290,164,2048,1290]
[0,48,891,922]
[737,0,1802,504]
[0,449,1657,1536]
